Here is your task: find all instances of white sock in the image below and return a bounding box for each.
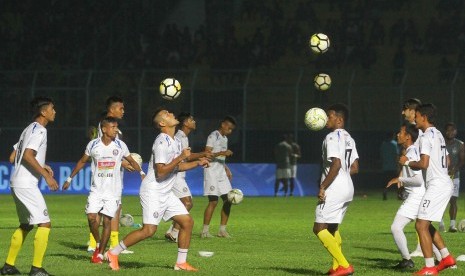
[450,220,456,228]
[172,228,179,239]
[219,225,227,232]
[439,219,445,228]
[439,248,450,258]
[391,214,412,259]
[166,224,173,234]
[202,225,209,233]
[110,241,127,256]
[176,248,188,264]
[415,243,421,252]
[425,257,435,267]
[433,245,442,261]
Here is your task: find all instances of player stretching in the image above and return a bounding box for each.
[386,123,423,270]
[165,112,212,242]
[105,109,209,271]
[313,103,358,276]
[1,97,58,276]
[62,117,144,263]
[201,116,236,238]
[399,103,456,275]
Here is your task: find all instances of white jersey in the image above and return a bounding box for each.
[399,145,425,195]
[10,122,48,188]
[140,133,182,195]
[414,128,423,148]
[175,129,189,179]
[86,138,129,198]
[321,129,354,202]
[418,127,450,184]
[206,130,228,163]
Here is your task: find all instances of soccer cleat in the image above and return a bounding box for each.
[438,224,446,232]
[105,251,120,271]
[414,266,438,275]
[329,264,354,276]
[0,263,20,275]
[29,266,50,276]
[410,249,424,258]
[165,232,177,243]
[326,267,336,275]
[449,226,458,233]
[174,262,199,271]
[436,254,456,271]
[91,249,103,264]
[217,230,231,238]
[393,258,414,269]
[200,231,213,238]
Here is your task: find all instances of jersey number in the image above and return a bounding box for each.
[15,139,24,164]
[345,149,352,170]
[441,145,447,168]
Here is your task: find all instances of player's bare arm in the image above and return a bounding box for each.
[121,159,135,172]
[9,149,16,164]
[62,154,90,190]
[386,177,401,189]
[350,159,359,175]
[225,164,232,180]
[318,157,341,201]
[124,155,145,180]
[44,164,54,177]
[179,157,210,171]
[399,154,429,170]
[155,147,191,180]
[23,148,59,191]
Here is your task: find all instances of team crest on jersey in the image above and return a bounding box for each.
[183,187,188,193]
[209,186,215,191]
[43,209,48,216]
[153,212,159,218]
[113,149,119,156]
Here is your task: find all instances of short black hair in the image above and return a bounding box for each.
[177,112,192,125]
[151,107,166,129]
[417,103,437,125]
[100,116,118,128]
[105,96,124,110]
[403,121,419,143]
[327,103,349,124]
[31,96,54,119]
[222,115,237,126]
[445,122,456,130]
[402,98,422,110]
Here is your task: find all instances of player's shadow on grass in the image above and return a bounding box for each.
[268,267,321,275]
[48,253,89,262]
[122,262,168,270]
[353,245,398,254]
[58,240,87,251]
[363,257,415,272]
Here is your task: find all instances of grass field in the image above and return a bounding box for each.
[1,193,464,275]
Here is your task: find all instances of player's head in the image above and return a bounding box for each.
[402,98,421,123]
[105,96,125,119]
[31,96,56,122]
[445,122,457,139]
[100,116,119,139]
[152,108,179,130]
[177,112,196,130]
[326,103,349,129]
[219,115,236,136]
[398,121,419,146]
[415,103,437,127]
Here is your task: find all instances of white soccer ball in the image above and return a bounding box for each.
[458,219,465,232]
[309,33,330,54]
[227,189,244,205]
[305,107,328,131]
[159,78,181,100]
[314,73,331,91]
[130,152,143,167]
[120,214,134,227]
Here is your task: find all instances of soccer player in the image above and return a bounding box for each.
[62,117,144,263]
[313,103,358,276]
[1,97,58,276]
[274,134,292,197]
[200,116,236,238]
[105,109,209,271]
[86,96,134,254]
[287,134,301,196]
[399,103,456,275]
[438,122,464,232]
[386,123,424,269]
[165,112,212,242]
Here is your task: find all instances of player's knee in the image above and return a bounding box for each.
[141,225,157,238]
[20,224,34,232]
[185,200,193,211]
[391,223,402,234]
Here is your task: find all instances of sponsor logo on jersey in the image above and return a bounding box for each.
[98,161,116,170]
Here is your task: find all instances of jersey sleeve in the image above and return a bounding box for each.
[25,128,47,152]
[154,138,170,164]
[419,133,433,156]
[85,140,97,156]
[121,142,130,158]
[325,133,341,160]
[206,132,216,148]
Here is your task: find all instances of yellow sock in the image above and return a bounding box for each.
[6,228,29,266]
[32,227,50,268]
[332,230,342,270]
[89,232,97,248]
[110,231,119,248]
[317,229,349,268]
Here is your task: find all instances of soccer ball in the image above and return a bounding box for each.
[314,73,331,91]
[130,152,143,167]
[227,189,244,205]
[304,107,328,131]
[159,78,181,100]
[120,214,134,227]
[309,33,330,54]
[458,219,465,232]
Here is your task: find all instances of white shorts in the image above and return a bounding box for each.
[276,168,291,179]
[396,192,423,220]
[85,193,120,218]
[204,163,232,196]
[172,176,192,198]
[140,191,188,225]
[315,200,351,224]
[418,180,453,222]
[452,178,460,197]
[12,187,50,225]
[290,165,297,178]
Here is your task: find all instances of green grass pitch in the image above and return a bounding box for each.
[1,193,464,275]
